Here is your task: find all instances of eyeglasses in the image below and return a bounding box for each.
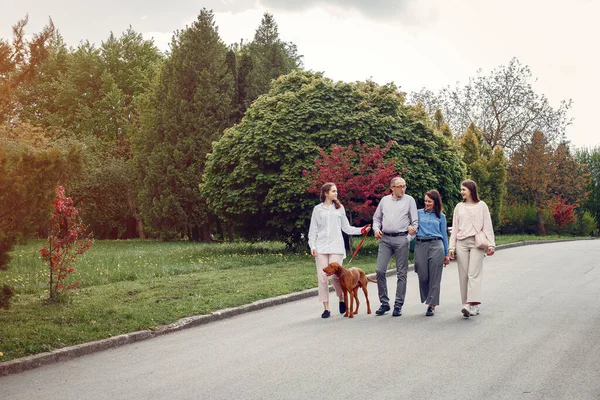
[392,185,406,189]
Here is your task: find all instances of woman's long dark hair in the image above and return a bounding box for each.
[320,182,341,209]
[461,179,480,202]
[425,189,443,219]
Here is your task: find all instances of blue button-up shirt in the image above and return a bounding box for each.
[416,208,449,256]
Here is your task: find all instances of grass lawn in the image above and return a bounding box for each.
[0,234,580,361]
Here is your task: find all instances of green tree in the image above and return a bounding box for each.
[239,13,302,114]
[460,122,508,227]
[0,15,55,124]
[575,146,600,229]
[203,71,465,248]
[135,9,235,241]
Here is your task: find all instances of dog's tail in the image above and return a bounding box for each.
[367,277,377,283]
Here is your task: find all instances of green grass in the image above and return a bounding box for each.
[0,235,585,361]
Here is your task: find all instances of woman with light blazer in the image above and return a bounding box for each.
[308,182,370,319]
[448,180,495,318]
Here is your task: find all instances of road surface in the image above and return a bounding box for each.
[2,240,599,399]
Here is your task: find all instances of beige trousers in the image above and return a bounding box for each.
[456,237,485,304]
[315,253,344,303]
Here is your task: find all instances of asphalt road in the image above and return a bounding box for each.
[2,240,600,400]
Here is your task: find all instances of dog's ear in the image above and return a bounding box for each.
[331,262,341,268]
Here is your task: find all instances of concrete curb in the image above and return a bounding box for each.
[1,237,595,377]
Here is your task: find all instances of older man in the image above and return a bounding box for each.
[373,177,418,316]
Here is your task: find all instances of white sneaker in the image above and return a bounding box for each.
[461,305,470,318]
[469,305,480,316]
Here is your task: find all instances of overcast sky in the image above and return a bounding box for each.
[3,0,599,149]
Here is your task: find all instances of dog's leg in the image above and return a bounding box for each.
[348,288,355,318]
[362,284,371,314]
[343,289,349,317]
[353,287,360,314]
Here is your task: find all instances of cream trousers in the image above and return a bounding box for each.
[315,253,344,303]
[456,236,485,304]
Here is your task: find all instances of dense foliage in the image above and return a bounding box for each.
[203,71,465,248]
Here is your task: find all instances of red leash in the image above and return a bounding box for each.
[348,224,370,264]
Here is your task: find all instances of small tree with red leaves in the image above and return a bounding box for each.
[548,196,576,236]
[303,140,402,225]
[40,186,93,302]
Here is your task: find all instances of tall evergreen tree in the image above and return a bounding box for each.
[240,13,302,113]
[135,9,235,241]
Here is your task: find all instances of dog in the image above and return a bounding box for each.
[322,262,377,318]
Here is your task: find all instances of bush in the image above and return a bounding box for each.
[570,210,597,236]
[499,203,557,235]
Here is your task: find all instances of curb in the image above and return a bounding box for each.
[1,237,595,377]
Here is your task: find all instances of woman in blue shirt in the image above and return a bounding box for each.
[308,182,370,318]
[412,190,450,316]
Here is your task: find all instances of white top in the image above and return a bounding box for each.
[308,203,363,257]
[449,201,496,249]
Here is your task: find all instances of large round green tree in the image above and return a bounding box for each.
[203,71,465,248]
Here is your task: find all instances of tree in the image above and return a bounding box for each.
[135,9,235,241]
[411,58,572,154]
[303,141,400,224]
[236,13,302,115]
[40,186,93,302]
[0,15,55,124]
[548,196,576,236]
[460,122,508,227]
[507,131,556,235]
[549,142,590,206]
[575,146,600,229]
[203,71,465,248]
[14,27,163,239]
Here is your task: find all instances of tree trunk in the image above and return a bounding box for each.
[128,200,146,239]
[536,209,546,236]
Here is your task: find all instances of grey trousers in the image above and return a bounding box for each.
[376,235,410,308]
[414,239,445,306]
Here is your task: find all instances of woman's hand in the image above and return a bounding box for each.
[361,225,371,235]
[448,249,455,260]
[486,247,495,256]
[311,248,317,257]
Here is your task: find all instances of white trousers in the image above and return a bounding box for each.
[315,253,344,303]
[456,237,485,304]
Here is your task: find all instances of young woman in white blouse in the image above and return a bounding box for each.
[448,180,495,318]
[308,183,371,318]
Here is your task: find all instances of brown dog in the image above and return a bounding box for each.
[322,262,377,318]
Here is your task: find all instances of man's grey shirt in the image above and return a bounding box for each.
[372,194,419,233]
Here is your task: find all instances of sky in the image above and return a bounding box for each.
[3,0,599,149]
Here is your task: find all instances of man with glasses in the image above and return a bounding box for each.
[372,177,418,316]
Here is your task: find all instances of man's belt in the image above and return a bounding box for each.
[416,236,442,242]
[382,231,408,237]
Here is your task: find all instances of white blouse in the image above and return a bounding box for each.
[308,203,363,257]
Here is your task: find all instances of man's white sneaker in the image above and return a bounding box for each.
[469,305,480,316]
[461,305,471,318]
